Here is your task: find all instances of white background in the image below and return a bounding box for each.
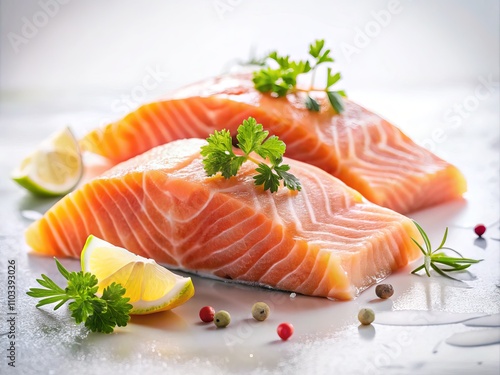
[1,0,498,95]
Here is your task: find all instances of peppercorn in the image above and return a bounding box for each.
[214,310,231,328]
[277,322,294,340]
[199,306,215,323]
[474,224,486,237]
[375,284,394,299]
[358,308,375,325]
[251,302,270,321]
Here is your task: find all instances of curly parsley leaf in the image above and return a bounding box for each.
[27,258,132,333]
[305,96,320,112]
[258,135,286,162]
[254,162,281,193]
[309,39,325,58]
[327,91,345,114]
[201,117,301,193]
[69,294,102,325]
[100,283,131,328]
[309,40,334,64]
[236,117,269,155]
[252,67,293,97]
[253,39,346,113]
[274,163,302,191]
[326,68,341,88]
[200,129,245,178]
[289,60,312,75]
[84,283,131,333]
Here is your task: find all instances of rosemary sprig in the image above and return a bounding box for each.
[411,221,482,281]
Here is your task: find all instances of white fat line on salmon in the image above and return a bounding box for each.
[207,223,271,272]
[274,245,316,289]
[142,103,174,141]
[88,184,148,258]
[122,175,175,252]
[176,101,211,138]
[179,207,256,264]
[45,209,73,257]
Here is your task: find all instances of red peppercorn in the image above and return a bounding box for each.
[474,224,486,237]
[199,306,215,323]
[277,323,294,341]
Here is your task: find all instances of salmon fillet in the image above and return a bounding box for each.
[80,73,466,214]
[26,138,420,300]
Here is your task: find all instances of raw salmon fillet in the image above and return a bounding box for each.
[26,138,420,300]
[80,73,466,214]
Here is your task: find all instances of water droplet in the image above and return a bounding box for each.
[375,310,486,326]
[21,210,43,221]
[446,328,500,347]
[464,313,500,327]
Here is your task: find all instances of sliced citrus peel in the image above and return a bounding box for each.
[81,235,194,315]
[11,127,83,197]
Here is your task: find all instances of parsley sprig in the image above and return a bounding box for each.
[27,258,132,333]
[411,221,482,280]
[200,117,301,193]
[252,39,346,113]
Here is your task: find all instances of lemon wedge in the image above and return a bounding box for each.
[11,127,83,196]
[81,235,194,315]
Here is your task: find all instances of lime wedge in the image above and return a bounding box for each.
[81,235,195,315]
[11,127,83,197]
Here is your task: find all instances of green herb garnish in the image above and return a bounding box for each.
[200,117,301,193]
[27,258,132,333]
[252,39,346,113]
[411,221,482,280]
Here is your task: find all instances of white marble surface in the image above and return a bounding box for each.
[0,86,499,375]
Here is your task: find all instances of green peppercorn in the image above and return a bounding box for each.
[214,310,231,328]
[251,302,270,321]
[375,284,394,299]
[358,308,375,325]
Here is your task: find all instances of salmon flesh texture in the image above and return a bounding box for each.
[26,139,421,300]
[80,73,466,214]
